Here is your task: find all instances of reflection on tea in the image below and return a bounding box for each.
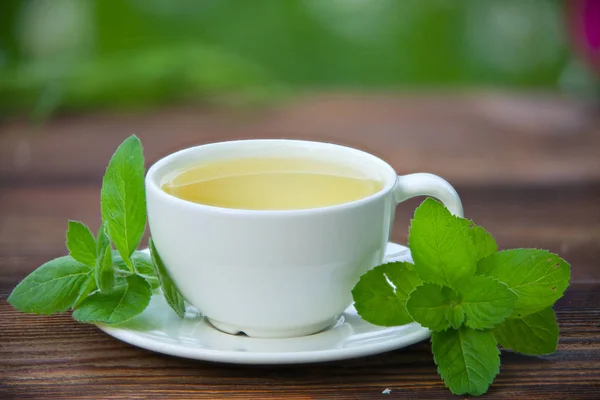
[161,157,383,210]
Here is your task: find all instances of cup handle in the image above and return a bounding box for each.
[393,173,463,217]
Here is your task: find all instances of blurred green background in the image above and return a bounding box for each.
[0,0,597,118]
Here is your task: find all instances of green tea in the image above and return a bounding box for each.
[161,157,383,210]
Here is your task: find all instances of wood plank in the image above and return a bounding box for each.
[1,93,599,186]
[1,284,598,399]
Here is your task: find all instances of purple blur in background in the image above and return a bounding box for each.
[570,0,600,74]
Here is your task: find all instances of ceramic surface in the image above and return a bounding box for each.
[98,243,430,364]
[145,140,463,337]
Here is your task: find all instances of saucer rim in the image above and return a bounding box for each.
[97,242,430,364]
[99,321,430,365]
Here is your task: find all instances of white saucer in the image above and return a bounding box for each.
[98,242,429,364]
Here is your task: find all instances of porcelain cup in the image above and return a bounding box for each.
[146,140,463,338]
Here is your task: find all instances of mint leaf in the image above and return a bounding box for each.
[72,275,151,324]
[66,221,97,267]
[458,219,498,261]
[73,274,97,308]
[96,222,110,266]
[101,135,146,268]
[95,222,114,293]
[113,251,159,290]
[432,327,500,396]
[470,226,497,260]
[96,245,114,292]
[149,239,186,318]
[406,283,463,331]
[352,262,422,326]
[409,198,476,286]
[494,307,558,355]
[131,251,159,290]
[478,249,570,317]
[113,254,130,276]
[455,275,517,330]
[407,277,516,331]
[445,307,466,330]
[8,256,92,314]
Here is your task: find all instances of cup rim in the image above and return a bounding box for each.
[145,139,397,216]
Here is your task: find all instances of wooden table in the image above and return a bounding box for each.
[1,93,599,399]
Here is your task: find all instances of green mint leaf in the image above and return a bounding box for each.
[109,264,129,287]
[72,274,97,308]
[407,277,516,331]
[470,226,498,260]
[409,198,476,287]
[432,327,500,396]
[455,275,517,330]
[458,219,498,261]
[494,307,558,355]
[72,275,151,324]
[101,135,146,268]
[445,307,466,330]
[477,249,570,317]
[113,251,160,290]
[113,254,130,276]
[96,222,110,265]
[96,245,115,292]
[149,238,186,318]
[66,220,97,267]
[8,256,92,314]
[406,283,463,331]
[131,251,160,290]
[352,262,422,326]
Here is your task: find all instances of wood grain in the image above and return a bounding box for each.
[1,93,599,399]
[1,93,599,187]
[2,285,599,399]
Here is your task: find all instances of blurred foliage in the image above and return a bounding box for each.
[0,0,596,117]
[0,45,273,119]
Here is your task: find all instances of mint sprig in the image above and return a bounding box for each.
[8,134,186,325]
[352,198,571,396]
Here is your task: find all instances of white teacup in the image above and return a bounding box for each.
[146,140,463,338]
